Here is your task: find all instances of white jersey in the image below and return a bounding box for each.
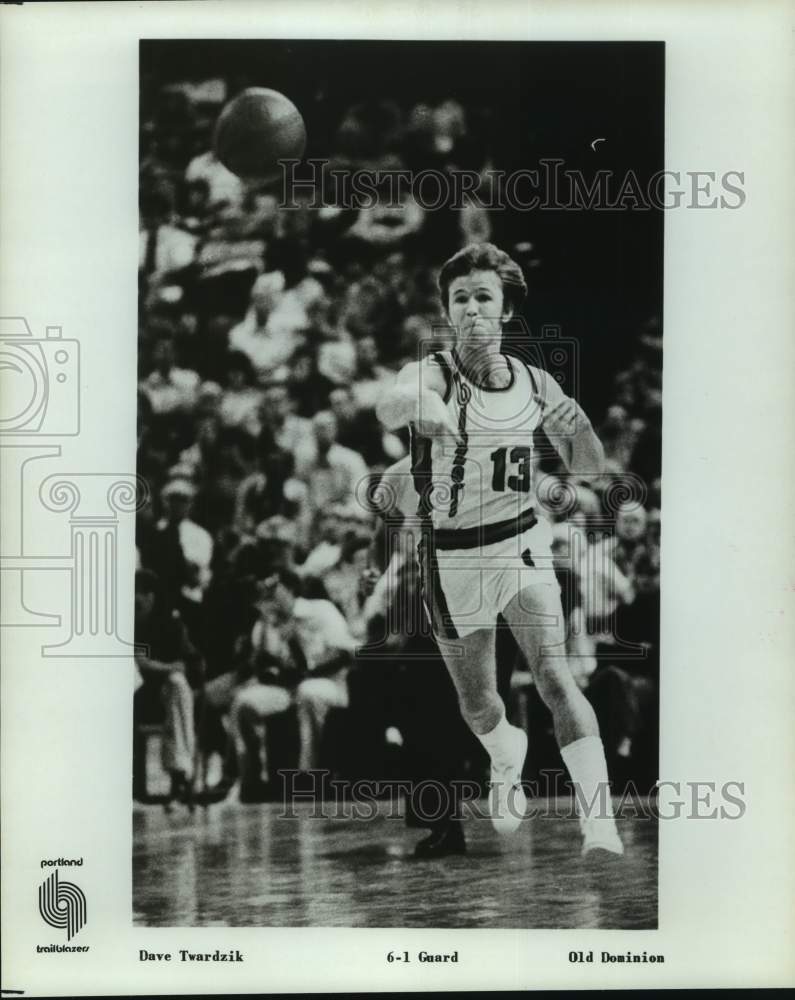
[409,349,564,532]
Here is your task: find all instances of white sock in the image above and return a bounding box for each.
[560,735,615,820]
[476,712,517,768]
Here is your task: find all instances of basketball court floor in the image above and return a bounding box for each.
[133,799,657,929]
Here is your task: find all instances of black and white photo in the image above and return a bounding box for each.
[1,2,792,994]
[134,37,664,930]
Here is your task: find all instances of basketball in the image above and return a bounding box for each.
[213,87,307,180]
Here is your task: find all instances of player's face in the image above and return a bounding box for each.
[447,270,512,345]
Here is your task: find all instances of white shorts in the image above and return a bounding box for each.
[417,507,559,639]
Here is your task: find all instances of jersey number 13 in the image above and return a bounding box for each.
[490,446,532,493]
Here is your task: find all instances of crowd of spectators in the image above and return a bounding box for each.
[135,76,662,807]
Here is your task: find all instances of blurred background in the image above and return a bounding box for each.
[136,40,663,809]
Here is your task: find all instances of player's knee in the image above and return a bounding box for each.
[458,691,503,732]
[533,655,577,707]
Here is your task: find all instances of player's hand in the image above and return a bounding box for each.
[415,414,461,442]
[541,397,579,438]
[414,394,461,444]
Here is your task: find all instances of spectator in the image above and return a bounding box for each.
[184,145,243,212]
[551,527,598,689]
[218,351,264,437]
[179,417,258,533]
[611,502,650,581]
[556,519,634,636]
[234,465,295,537]
[139,335,201,418]
[350,334,396,411]
[139,179,198,294]
[343,188,425,255]
[305,531,373,639]
[179,177,213,236]
[263,569,358,772]
[139,478,214,618]
[328,385,399,467]
[298,507,348,580]
[599,405,641,471]
[203,599,300,801]
[287,346,335,417]
[293,411,370,512]
[134,569,203,808]
[229,271,307,379]
[317,337,358,392]
[258,381,313,455]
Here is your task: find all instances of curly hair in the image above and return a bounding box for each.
[437,242,527,316]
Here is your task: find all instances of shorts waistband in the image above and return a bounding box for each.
[429,506,538,550]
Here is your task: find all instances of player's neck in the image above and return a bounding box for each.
[453,344,511,389]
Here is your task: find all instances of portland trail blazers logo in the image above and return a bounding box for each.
[39,869,87,939]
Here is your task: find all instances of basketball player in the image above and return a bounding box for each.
[359,456,477,857]
[375,242,623,859]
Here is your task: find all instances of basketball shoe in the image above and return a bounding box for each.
[488,724,528,834]
[579,813,624,859]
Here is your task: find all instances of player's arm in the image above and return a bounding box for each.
[536,369,605,482]
[375,360,459,441]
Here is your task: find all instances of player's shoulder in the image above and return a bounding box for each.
[514,359,568,402]
[396,352,451,399]
[425,350,455,400]
[397,351,451,376]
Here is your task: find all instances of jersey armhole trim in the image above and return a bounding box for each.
[430,351,454,403]
[522,359,541,398]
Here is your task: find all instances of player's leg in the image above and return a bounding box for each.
[435,626,500,733]
[435,628,527,834]
[503,583,597,745]
[402,646,470,858]
[502,582,623,857]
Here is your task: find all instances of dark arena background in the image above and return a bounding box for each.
[135,39,663,929]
